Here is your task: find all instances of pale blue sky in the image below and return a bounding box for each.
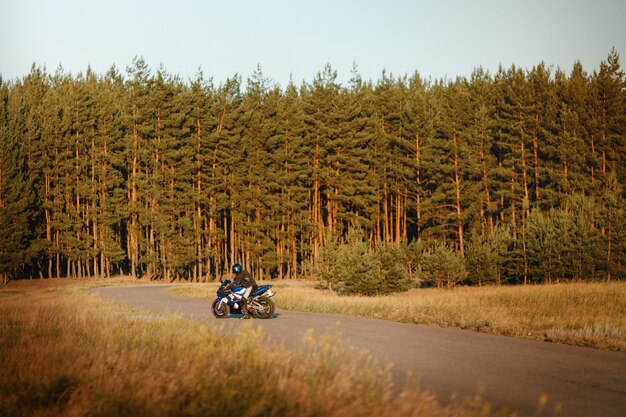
[1,0,625,87]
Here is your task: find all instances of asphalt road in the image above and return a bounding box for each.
[95,285,626,417]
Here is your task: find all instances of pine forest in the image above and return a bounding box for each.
[1,51,625,288]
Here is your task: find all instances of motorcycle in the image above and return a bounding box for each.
[211,279,276,319]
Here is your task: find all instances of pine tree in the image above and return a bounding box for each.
[490,223,524,284]
[425,78,477,256]
[402,72,434,241]
[39,68,63,278]
[372,72,412,245]
[467,68,497,238]
[525,209,561,282]
[190,69,215,281]
[224,65,279,278]
[315,232,342,291]
[274,79,309,278]
[0,77,7,283]
[527,63,558,209]
[493,65,537,283]
[12,65,50,278]
[301,64,341,264]
[95,66,128,278]
[66,68,102,279]
[591,50,626,281]
[591,49,626,183]
[0,75,36,280]
[553,68,590,195]
[562,194,603,280]
[212,76,243,274]
[562,62,597,193]
[320,68,379,247]
[601,173,625,281]
[124,57,156,278]
[374,243,411,293]
[420,240,468,288]
[464,234,498,285]
[159,72,197,280]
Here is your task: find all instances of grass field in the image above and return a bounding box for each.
[171,281,626,351]
[0,284,511,417]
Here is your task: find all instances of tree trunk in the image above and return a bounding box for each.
[499,161,505,225]
[230,184,235,269]
[129,107,139,279]
[55,231,60,278]
[100,252,106,279]
[607,206,612,281]
[292,234,298,279]
[196,118,203,282]
[453,131,464,257]
[522,219,528,285]
[383,182,390,243]
[44,174,53,278]
[510,178,517,241]
[395,187,402,244]
[520,117,530,218]
[591,134,596,184]
[312,140,321,261]
[533,114,540,205]
[415,133,422,238]
[403,189,408,243]
[100,136,108,279]
[479,128,492,237]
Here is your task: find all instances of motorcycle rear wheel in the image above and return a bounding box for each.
[211,299,230,318]
[251,296,275,319]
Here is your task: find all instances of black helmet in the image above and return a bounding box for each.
[232,263,242,274]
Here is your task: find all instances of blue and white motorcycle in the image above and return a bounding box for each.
[211,279,276,319]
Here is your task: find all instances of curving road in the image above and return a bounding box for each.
[95,285,626,417]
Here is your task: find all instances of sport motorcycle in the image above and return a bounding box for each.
[211,279,276,319]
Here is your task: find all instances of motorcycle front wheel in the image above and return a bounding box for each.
[251,296,275,319]
[211,299,230,318]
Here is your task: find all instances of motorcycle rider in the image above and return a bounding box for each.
[224,263,258,319]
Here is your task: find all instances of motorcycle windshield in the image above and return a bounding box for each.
[217,284,245,297]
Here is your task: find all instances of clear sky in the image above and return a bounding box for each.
[1,0,625,88]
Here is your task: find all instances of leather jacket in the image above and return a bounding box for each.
[226,270,257,290]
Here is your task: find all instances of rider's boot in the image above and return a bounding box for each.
[240,297,251,319]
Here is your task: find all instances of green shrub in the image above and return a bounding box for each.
[316,234,342,291]
[316,232,411,296]
[374,243,412,294]
[465,237,498,285]
[337,240,380,296]
[420,241,467,287]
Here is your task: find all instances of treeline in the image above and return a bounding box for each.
[0,51,624,284]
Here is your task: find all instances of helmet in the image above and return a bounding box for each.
[232,263,242,274]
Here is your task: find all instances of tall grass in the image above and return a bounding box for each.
[172,281,626,351]
[0,286,507,417]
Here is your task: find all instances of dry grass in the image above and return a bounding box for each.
[172,281,626,351]
[3,275,162,288]
[0,285,509,417]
